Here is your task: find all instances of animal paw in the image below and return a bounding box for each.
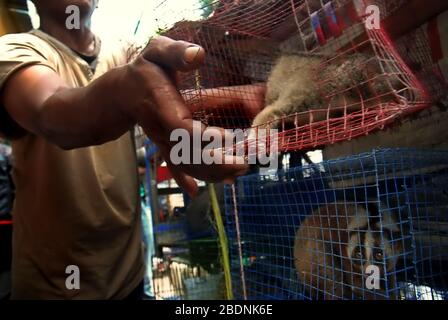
[251,106,284,130]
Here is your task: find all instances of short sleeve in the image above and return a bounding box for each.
[0,33,57,139]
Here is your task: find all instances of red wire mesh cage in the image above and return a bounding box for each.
[157,0,430,153]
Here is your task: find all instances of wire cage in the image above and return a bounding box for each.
[152,239,225,300]
[144,137,232,300]
[224,149,448,300]
[154,0,430,153]
[145,190,222,300]
[394,20,448,104]
[152,258,223,300]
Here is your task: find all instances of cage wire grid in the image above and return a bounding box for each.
[224,149,448,300]
[394,23,448,103]
[147,211,228,300]
[153,0,431,157]
[152,256,226,300]
[148,215,227,300]
[148,0,448,301]
[144,140,228,300]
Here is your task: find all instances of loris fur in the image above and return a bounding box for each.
[294,202,403,300]
[252,53,403,129]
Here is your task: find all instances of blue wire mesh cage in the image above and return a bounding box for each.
[225,149,448,300]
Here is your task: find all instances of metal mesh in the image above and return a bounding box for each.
[152,257,225,300]
[395,23,448,103]
[225,149,448,300]
[152,239,225,300]
[153,0,430,153]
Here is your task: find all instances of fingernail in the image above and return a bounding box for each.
[184,46,201,64]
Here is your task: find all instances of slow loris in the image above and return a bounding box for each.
[252,53,403,129]
[294,202,403,300]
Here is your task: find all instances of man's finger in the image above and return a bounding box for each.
[181,157,249,182]
[143,36,205,72]
[135,61,193,135]
[167,162,199,198]
[202,126,236,151]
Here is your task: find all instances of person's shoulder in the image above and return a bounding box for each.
[0,30,46,45]
[0,30,57,57]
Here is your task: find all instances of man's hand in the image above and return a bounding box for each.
[186,84,266,118]
[140,36,206,73]
[1,35,265,198]
[131,36,266,197]
[141,36,266,118]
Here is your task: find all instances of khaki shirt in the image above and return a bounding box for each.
[0,30,144,299]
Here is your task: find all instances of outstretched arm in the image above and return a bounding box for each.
[1,36,256,196]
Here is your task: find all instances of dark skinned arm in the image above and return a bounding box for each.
[1,36,265,196]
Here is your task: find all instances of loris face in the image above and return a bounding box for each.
[346,211,402,278]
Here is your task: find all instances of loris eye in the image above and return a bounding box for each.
[374,250,384,261]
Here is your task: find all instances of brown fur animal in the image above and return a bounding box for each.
[252,53,403,129]
[293,202,403,300]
